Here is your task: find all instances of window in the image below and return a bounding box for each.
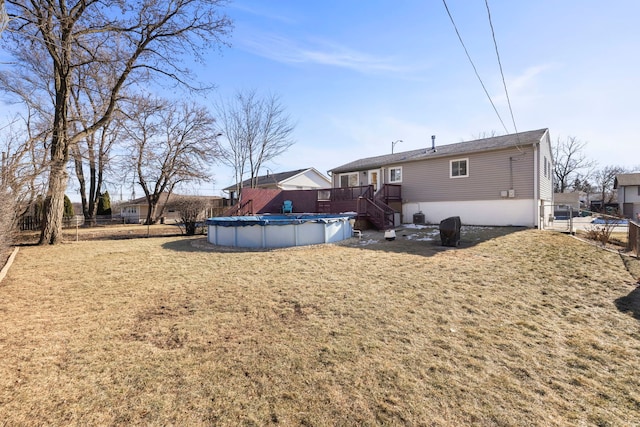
[389,167,402,183]
[544,157,548,178]
[450,158,468,178]
[339,172,359,188]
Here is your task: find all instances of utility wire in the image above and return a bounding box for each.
[442,0,509,135]
[484,0,518,136]
[484,0,523,151]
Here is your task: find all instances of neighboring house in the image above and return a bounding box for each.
[614,173,640,220]
[553,192,581,218]
[120,193,227,223]
[223,168,331,203]
[329,129,554,228]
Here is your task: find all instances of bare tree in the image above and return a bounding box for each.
[166,195,212,235]
[593,165,627,206]
[215,89,295,197]
[121,96,220,225]
[0,0,8,35]
[472,130,501,140]
[0,186,15,257]
[0,111,50,223]
[2,0,231,244]
[553,136,596,193]
[68,62,124,224]
[571,176,593,194]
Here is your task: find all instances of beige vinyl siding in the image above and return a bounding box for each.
[400,147,535,202]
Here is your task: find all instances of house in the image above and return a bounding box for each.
[223,168,331,204]
[553,192,581,218]
[120,193,228,223]
[328,129,554,228]
[614,173,640,220]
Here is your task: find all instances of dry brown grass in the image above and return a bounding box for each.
[1,227,639,426]
[16,223,184,244]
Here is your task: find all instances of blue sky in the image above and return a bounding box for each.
[3,1,639,200]
[192,0,639,196]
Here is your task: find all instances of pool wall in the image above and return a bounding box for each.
[206,215,354,248]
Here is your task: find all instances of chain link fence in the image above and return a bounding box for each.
[542,204,630,236]
[629,221,639,258]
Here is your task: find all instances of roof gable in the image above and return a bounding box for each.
[224,167,329,191]
[330,129,549,173]
[614,173,640,188]
[125,193,221,206]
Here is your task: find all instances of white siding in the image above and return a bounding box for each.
[538,130,554,201]
[281,170,331,190]
[403,199,538,227]
[618,186,640,203]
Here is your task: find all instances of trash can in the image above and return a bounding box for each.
[439,216,461,247]
[413,212,425,225]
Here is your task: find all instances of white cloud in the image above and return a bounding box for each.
[239,32,419,75]
[491,63,555,108]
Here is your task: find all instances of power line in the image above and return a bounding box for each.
[441,0,509,135]
[484,0,518,136]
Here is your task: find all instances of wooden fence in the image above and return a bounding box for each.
[629,221,639,258]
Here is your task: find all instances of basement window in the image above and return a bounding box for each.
[450,158,468,178]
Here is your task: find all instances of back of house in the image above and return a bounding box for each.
[329,129,554,228]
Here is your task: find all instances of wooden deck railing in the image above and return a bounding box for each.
[316,184,400,229]
[379,184,402,201]
[224,199,253,216]
[326,185,373,201]
[357,197,395,229]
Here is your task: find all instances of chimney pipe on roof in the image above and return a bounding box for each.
[431,135,436,151]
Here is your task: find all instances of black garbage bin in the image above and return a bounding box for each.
[439,216,461,247]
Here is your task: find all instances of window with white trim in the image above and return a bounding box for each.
[339,172,359,188]
[389,167,402,183]
[450,158,468,178]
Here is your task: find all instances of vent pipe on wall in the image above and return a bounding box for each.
[431,135,436,151]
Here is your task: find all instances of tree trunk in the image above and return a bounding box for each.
[146,197,159,225]
[40,57,71,244]
[39,160,68,244]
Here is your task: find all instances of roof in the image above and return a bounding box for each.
[329,128,549,173]
[223,168,323,191]
[614,173,640,188]
[554,192,580,205]
[125,193,221,206]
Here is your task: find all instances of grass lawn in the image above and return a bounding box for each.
[1,228,639,425]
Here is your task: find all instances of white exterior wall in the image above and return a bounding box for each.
[618,186,640,220]
[281,170,331,190]
[618,186,640,203]
[403,199,537,227]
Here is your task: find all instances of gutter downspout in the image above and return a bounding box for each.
[533,143,540,229]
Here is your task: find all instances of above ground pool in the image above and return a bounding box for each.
[206,214,354,248]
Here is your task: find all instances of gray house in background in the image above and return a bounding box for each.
[614,172,640,220]
[329,129,554,228]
